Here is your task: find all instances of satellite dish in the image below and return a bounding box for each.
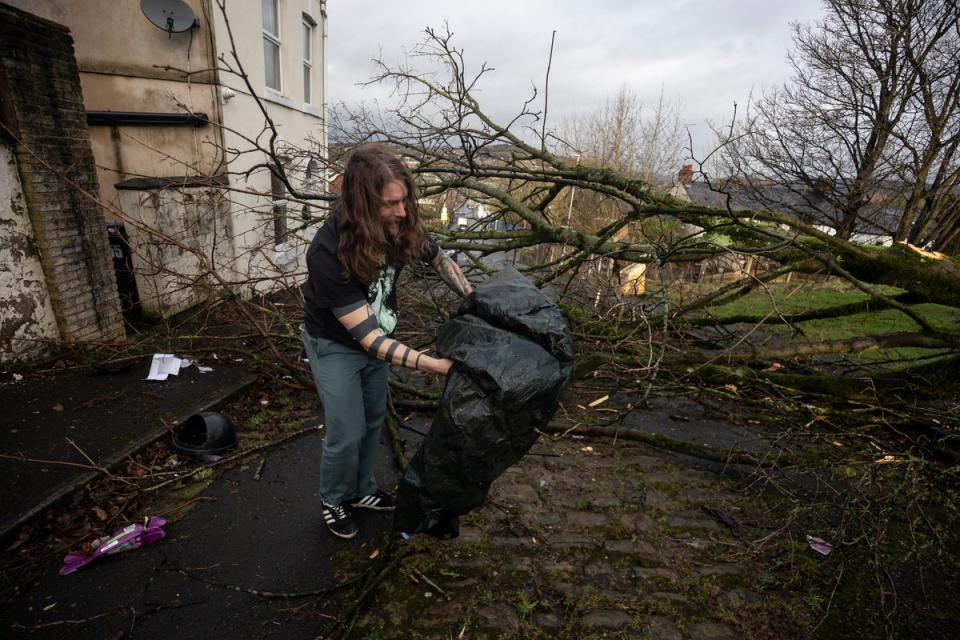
[140,0,197,35]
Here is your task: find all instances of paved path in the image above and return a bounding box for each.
[352,432,791,639]
[0,361,256,540]
[1,396,805,639]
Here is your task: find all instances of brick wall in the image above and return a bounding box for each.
[0,3,124,344]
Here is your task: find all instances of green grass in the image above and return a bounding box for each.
[702,281,905,320]
[797,304,960,340]
[698,280,960,371]
[697,281,959,337]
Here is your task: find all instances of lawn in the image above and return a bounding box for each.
[699,280,960,371]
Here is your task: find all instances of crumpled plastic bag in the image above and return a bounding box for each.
[59,516,167,575]
[394,266,574,538]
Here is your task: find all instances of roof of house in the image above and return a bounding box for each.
[682,180,903,236]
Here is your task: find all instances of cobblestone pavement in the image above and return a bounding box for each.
[351,435,807,639]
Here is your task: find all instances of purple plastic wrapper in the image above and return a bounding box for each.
[59,516,167,575]
[806,534,833,556]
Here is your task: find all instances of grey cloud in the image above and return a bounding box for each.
[327,0,826,155]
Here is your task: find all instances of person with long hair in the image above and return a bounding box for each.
[302,143,473,539]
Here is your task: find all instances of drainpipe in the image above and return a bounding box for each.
[86,112,209,127]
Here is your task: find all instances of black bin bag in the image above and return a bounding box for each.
[394,266,574,538]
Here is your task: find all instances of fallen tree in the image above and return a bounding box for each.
[312,27,960,398]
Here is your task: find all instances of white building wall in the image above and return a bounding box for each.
[211,0,327,297]
[4,1,328,321]
[0,146,60,362]
[118,186,236,318]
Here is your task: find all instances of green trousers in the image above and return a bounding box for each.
[302,327,388,505]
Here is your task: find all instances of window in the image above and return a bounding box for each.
[302,158,319,221]
[302,16,315,104]
[270,167,287,246]
[262,0,281,91]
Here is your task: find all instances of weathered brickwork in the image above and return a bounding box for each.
[0,3,124,345]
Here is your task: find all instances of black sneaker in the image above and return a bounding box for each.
[322,501,358,539]
[347,490,396,511]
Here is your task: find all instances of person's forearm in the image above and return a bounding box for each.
[432,252,473,297]
[333,300,449,373]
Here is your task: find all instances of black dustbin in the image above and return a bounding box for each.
[172,412,238,457]
[106,222,140,312]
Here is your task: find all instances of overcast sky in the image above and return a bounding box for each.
[326,0,827,159]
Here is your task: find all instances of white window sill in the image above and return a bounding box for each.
[274,242,301,266]
[261,90,324,120]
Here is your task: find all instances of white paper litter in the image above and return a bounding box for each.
[197,366,214,373]
[145,354,184,381]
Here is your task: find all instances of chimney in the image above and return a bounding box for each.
[678,164,694,185]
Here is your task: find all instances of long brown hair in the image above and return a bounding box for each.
[337,143,427,285]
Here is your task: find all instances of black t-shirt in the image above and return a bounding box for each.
[303,213,439,349]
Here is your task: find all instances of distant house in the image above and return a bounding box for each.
[671,165,901,246]
[0,1,329,362]
[445,199,517,269]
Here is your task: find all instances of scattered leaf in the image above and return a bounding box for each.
[369,548,380,560]
[723,384,738,394]
[762,362,783,372]
[92,507,108,521]
[52,403,65,412]
[875,455,897,464]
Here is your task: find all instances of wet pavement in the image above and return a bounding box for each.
[0,399,783,640]
[2,424,400,639]
[0,359,256,540]
[1,364,812,639]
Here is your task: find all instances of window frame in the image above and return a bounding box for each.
[302,158,320,221]
[262,0,282,93]
[270,166,288,247]
[302,14,316,104]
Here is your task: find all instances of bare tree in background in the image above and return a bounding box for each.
[557,87,685,243]
[891,0,960,249]
[721,0,960,245]
[561,86,684,184]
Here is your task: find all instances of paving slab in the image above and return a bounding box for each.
[621,395,778,456]
[0,360,257,539]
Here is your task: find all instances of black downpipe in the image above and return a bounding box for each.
[86,111,208,127]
